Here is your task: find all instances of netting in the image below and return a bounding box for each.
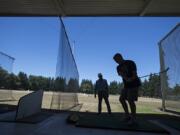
[159,23,180,112]
[0,51,14,73]
[50,18,79,110]
[0,52,15,101]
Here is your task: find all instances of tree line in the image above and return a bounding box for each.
[79,75,179,98]
[0,67,78,92]
[1,67,179,98]
[80,75,162,98]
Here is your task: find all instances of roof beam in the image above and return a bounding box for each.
[140,0,153,16]
[53,0,66,16]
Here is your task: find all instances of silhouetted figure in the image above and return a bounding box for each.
[113,53,141,125]
[95,73,111,114]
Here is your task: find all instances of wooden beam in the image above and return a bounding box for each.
[140,0,153,16]
[53,0,66,16]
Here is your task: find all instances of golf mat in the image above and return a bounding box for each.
[68,113,169,134]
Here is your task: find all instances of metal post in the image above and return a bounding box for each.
[159,43,166,111]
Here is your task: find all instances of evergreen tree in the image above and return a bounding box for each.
[18,72,29,90]
[80,79,93,94]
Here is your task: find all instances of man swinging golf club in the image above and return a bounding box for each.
[113,53,141,125]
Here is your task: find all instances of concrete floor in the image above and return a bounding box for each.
[0,112,179,135]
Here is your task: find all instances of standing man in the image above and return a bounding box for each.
[95,73,111,114]
[113,53,141,124]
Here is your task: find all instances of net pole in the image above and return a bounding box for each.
[159,43,166,111]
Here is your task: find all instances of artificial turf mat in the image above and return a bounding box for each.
[68,113,169,134]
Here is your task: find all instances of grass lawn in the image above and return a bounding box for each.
[0,90,164,114]
[78,94,163,114]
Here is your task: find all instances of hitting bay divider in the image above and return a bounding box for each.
[0,90,45,123]
[15,90,43,120]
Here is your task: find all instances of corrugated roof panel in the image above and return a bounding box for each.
[146,0,180,15]
[0,0,179,16]
[0,0,59,16]
[63,0,145,16]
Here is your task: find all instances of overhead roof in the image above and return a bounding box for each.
[0,0,180,16]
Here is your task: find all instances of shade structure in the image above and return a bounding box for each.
[0,0,180,17]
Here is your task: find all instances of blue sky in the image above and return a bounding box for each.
[0,17,179,83]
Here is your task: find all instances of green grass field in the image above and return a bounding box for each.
[0,90,164,114]
[78,93,163,114]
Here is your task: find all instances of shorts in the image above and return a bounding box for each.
[120,87,139,101]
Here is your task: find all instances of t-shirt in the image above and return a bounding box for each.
[116,60,141,88]
[95,79,108,92]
